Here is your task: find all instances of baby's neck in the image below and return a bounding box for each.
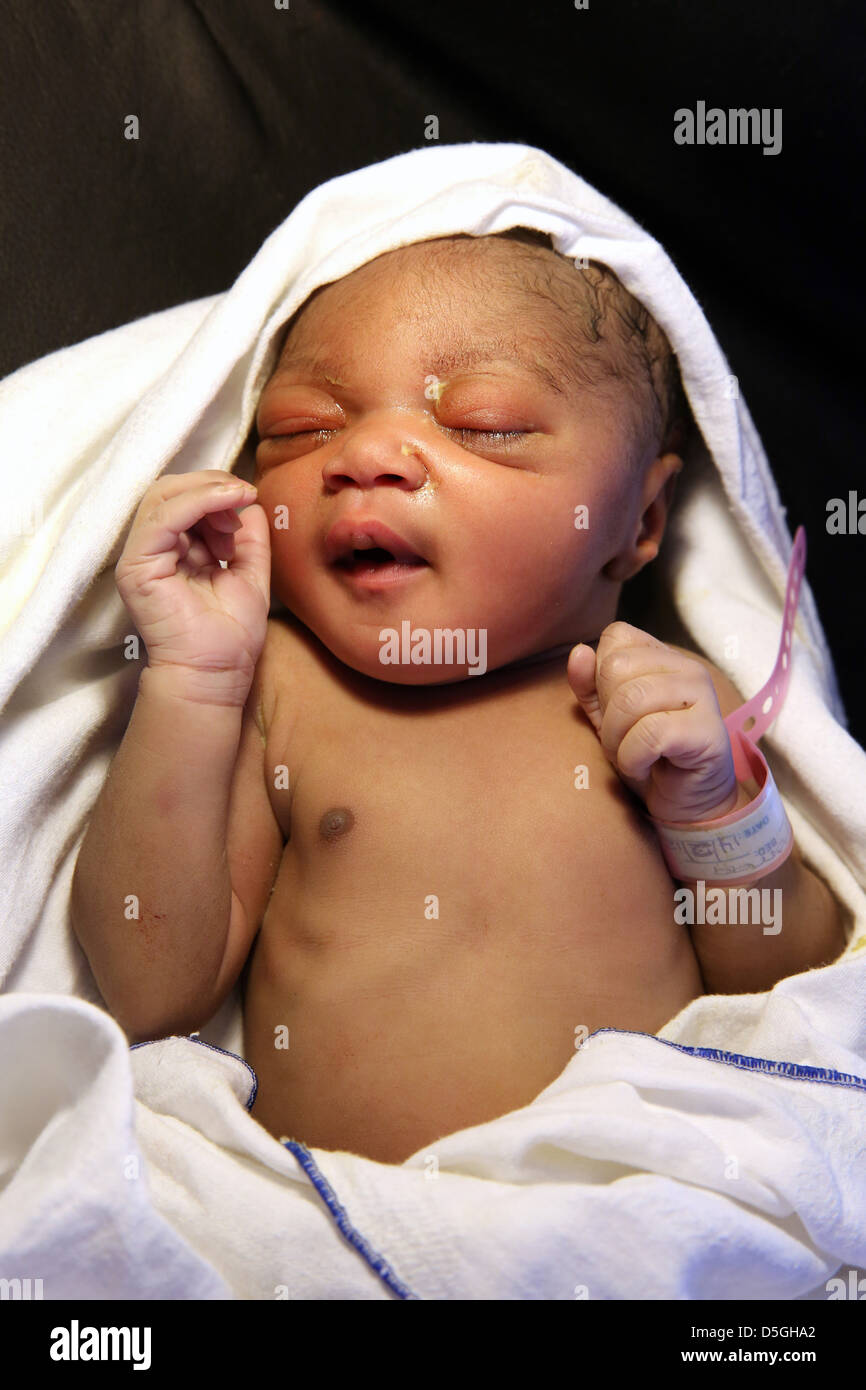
[491,639,598,678]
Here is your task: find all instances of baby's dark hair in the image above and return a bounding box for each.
[482,226,692,466]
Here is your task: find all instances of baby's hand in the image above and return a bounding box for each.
[114,471,271,702]
[567,622,739,824]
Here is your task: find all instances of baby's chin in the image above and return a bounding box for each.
[280,605,497,683]
[329,635,492,685]
[354,662,489,686]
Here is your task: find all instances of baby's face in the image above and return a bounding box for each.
[253,235,661,683]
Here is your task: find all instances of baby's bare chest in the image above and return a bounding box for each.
[260,642,679,946]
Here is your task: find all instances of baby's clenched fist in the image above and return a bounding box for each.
[567,621,741,825]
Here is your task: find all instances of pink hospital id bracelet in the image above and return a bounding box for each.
[650,527,807,887]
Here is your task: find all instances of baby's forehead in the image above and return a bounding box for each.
[378,233,565,312]
[271,235,588,377]
[288,233,567,325]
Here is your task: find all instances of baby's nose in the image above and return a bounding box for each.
[321,413,430,491]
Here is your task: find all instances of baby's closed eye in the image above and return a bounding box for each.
[445,427,528,449]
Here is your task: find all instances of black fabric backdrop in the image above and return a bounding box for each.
[2,0,863,742]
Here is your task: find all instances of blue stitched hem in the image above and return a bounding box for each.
[591,1026,866,1092]
[129,1032,258,1110]
[281,1141,421,1300]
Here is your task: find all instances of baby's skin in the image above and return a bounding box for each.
[71,235,846,1165]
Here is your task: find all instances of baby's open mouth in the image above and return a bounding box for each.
[324,517,430,582]
[335,547,428,573]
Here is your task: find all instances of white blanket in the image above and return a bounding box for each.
[1,141,864,1300]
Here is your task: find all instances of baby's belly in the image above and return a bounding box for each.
[242,832,703,1166]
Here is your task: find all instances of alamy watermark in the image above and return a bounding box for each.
[379,621,487,675]
[674,880,782,934]
[49,1321,151,1370]
[826,491,866,534]
[0,1276,43,1299]
[674,102,782,156]
[0,498,44,540]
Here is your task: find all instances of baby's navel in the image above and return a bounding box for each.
[318,806,355,841]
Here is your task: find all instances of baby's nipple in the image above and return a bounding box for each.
[319,807,355,841]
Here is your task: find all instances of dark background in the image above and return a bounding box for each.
[2,0,863,742]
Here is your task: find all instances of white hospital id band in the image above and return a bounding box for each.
[650,526,806,887]
[651,732,794,885]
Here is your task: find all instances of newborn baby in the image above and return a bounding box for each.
[71,228,845,1166]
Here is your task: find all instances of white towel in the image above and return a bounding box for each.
[1,142,864,1299]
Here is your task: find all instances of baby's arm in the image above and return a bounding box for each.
[71,669,281,1042]
[70,470,276,1042]
[663,650,846,994]
[568,625,847,995]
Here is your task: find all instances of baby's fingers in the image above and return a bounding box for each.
[192,509,241,562]
[567,644,603,733]
[598,671,705,766]
[224,503,271,603]
[134,480,256,560]
[205,508,243,534]
[615,701,723,782]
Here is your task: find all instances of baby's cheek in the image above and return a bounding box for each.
[268,528,298,597]
[252,475,289,541]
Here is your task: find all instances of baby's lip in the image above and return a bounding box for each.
[324,516,428,566]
